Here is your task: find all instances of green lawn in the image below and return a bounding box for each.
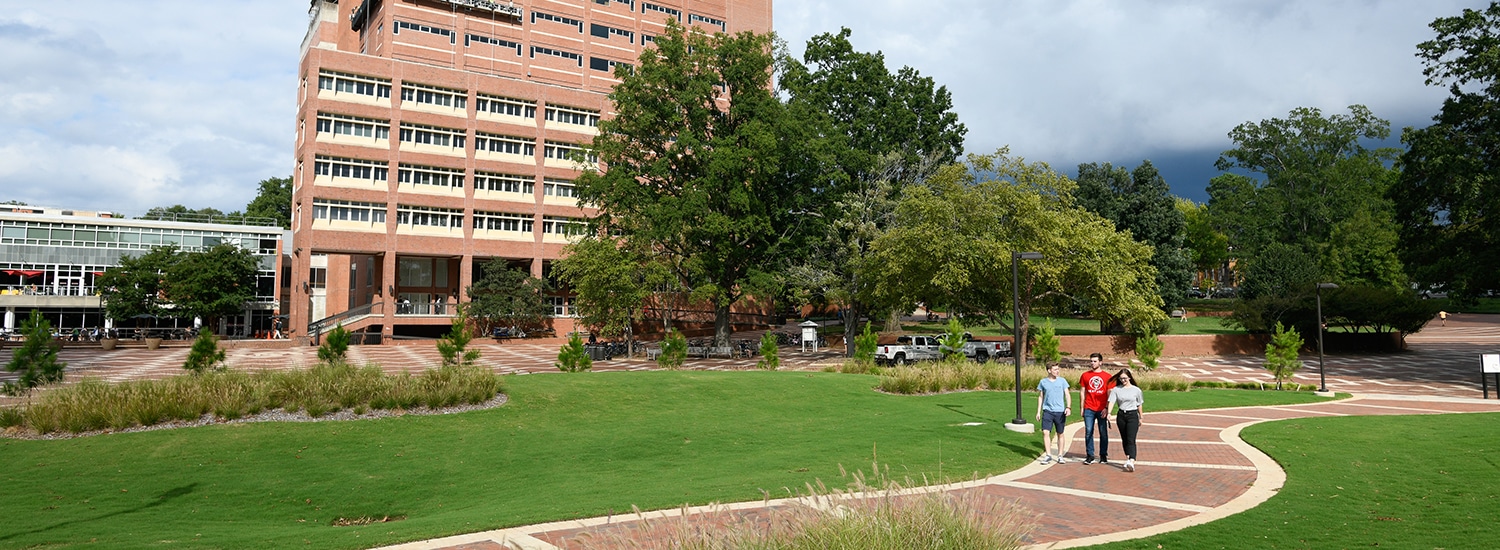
[0,372,1330,549]
[901,315,1243,337]
[1084,412,1500,549]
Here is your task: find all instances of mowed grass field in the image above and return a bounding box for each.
[1085,412,1500,549]
[0,371,1331,549]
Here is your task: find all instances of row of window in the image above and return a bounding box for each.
[316,74,598,126]
[314,113,598,160]
[313,155,578,195]
[0,225,277,253]
[310,199,584,234]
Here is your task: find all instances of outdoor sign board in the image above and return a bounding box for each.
[1483,354,1500,399]
[1484,354,1500,374]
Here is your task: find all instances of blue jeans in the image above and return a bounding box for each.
[1083,408,1110,460]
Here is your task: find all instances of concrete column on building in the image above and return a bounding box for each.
[459,255,473,307]
[4,308,13,331]
[382,252,397,342]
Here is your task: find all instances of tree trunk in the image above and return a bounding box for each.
[713,301,732,348]
[625,308,636,359]
[884,310,903,332]
[842,302,862,357]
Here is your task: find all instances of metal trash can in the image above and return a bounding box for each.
[584,344,612,361]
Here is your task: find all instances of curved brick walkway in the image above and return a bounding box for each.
[371,394,1500,550]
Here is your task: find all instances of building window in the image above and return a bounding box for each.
[589,57,633,73]
[546,295,573,316]
[531,45,582,67]
[474,211,534,232]
[474,132,536,156]
[396,205,464,228]
[393,20,456,44]
[399,122,466,149]
[589,23,634,43]
[313,155,388,181]
[399,83,467,109]
[309,267,327,289]
[317,70,392,98]
[464,33,522,55]
[315,112,391,140]
[642,3,681,21]
[545,141,597,163]
[688,13,726,31]
[476,94,537,118]
[311,199,387,223]
[531,11,584,32]
[397,164,465,189]
[542,215,586,235]
[475,172,535,194]
[545,105,601,127]
[544,178,578,198]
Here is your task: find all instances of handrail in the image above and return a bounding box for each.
[308,301,383,337]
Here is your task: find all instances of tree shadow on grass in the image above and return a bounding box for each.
[937,403,1000,424]
[0,483,199,542]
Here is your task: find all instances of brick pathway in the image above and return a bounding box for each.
[370,395,1500,550]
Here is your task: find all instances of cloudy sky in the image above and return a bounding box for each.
[0,1,1482,215]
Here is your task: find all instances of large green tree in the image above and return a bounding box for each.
[777,28,967,351]
[575,20,825,346]
[464,260,552,335]
[166,243,261,334]
[1176,198,1229,288]
[553,236,671,356]
[1074,160,1193,311]
[1391,2,1500,302]
[864,150,1164,360]
[242,176,292,229]
[98,245,182,330]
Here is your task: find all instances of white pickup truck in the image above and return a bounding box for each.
[876,333,1013,365]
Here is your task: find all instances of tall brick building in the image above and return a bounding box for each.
[289,0,772,341]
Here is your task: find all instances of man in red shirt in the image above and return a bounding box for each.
[1078,352,1114,465]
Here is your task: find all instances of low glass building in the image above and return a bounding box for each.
[0,205,284,338]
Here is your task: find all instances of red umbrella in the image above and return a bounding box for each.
[19,270,43,277]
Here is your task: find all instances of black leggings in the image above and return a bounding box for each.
[1117,409,1141,460]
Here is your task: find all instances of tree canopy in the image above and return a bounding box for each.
[464,260,552,334]
[166,243,261,332]
[1074,160,1193,310]
[1391,1,1500,302]
[575,20,825,345]
[243,176,292,229]
[98,245,182,327]
[863,150,1164,358]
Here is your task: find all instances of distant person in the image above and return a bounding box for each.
[1079,353,1114,465]
[1035,363,1072,465]
[1108,367,1146,472]
[1439,311,1448,326]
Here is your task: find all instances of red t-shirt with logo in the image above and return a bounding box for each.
[1080,370,1114,411]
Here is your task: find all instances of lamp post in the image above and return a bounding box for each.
[1007,251,1044,433]
[1316,282,1338,395]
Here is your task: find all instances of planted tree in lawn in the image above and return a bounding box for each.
[437,317,481,368]
[318,324,350,364]
[864,150,1165,362]
[939,317,967,360]
[1391,2,1500,303]
[98,245,181,332]
[3,310,65,396]
[756,331,780,370]
[1031,318,1062,367]
[574,20,825,348]
[1134,329,1164,371]
[658,329,688,370]
[465,259,553,336]
[778,28,967,354]
[555,332,592,373]
[1264,322,1304,390]
[554,235,670,358]
[166,243,261,334]
[182,330,226,374]
[852,321,878,364]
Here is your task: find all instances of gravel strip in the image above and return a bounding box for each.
[1,393,508,441]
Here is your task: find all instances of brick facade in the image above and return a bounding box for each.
[288,0,772,341]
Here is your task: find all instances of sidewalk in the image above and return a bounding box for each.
[370,395,1500,549]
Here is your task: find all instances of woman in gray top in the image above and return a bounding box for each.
[1107,368,1145,472]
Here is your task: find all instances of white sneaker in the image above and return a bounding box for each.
[1124,459,1135,472]
[1055,455,1068,464]
[1037,454,1053,465]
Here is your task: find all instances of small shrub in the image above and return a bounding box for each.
[939,317,967,360]
[556,332,593,372]
[1264,321,1304,390]
[852,322,878,363]
[182,330,227,374]
[437,319,481,367]
[319,324,351,364]
[658,329,687,370]
[1134,328,1164,371]
[757,332,780,370]
[4,309,66,396]
[1031,318,1061,366]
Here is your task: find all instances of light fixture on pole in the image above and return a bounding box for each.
[1006,251,1044,433]
[1316,282,1338,396]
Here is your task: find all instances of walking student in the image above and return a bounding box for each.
[1035,363,1072,464]
[1107,367,1145,472]
[1079,353,1114,465]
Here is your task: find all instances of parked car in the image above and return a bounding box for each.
[948,334,1013,362]
[875,334,943,365]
